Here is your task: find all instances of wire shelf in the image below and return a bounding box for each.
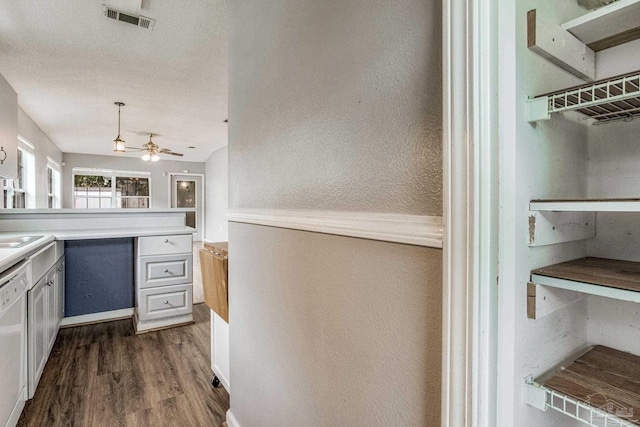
[527,71,640,123]
[525,378,639,427]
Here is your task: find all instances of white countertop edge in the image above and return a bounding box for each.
[0,208,196,215]
[0,235,56,273]
[0,227,195,272]
[50,226,195,240]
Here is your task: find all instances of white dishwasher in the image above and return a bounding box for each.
[0,260,30,427]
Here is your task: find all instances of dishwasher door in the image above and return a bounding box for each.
[0,261,29,427]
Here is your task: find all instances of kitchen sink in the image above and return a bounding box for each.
[0,235,44,248]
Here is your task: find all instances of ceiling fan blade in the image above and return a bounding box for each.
[160,150,184,157]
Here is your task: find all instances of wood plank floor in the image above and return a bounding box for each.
[18,303,229,427]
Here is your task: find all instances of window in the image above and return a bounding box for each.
[73,168,150,209]
[3,138,35,209]
[47,158,61,208]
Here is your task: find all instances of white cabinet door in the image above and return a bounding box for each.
[0,73,17,179]
[45,269,57,353]
[55,257,65,326]
[28,277,47,399]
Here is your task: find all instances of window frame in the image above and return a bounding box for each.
[3,136,35,209]
[47,158,62,208]
[72,168,152,209]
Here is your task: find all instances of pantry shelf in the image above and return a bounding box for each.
[525,346,640,427]
[531,257,640,304]
[562,0,640,52]
[530,198,640,212]
[527,71,640,123]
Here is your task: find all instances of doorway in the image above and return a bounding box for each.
[170,174,204,242]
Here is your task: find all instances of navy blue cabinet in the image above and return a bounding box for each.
[64,238,134,317]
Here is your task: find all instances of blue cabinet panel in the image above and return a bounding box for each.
[64,238,134,317]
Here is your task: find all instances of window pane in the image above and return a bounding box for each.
[74,175,112,191]
[48,195,53,209]
[74,197,87,209]
[118,197,149,209]
[87,197,101,209]
[176,180,195,208]
[47,168,53,194]
[185,211,196,228]
[100,198,112,209]
[13,192,25,209]
[16,150,23,189]
[116,177,149,197]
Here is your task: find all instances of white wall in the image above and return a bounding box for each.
[499,1,593,426]
[227,0,442,425]
[17,107,63,208]
[204,145,228,242]
[61,153,205,208]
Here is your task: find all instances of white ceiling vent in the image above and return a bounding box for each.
[102,5,155,30]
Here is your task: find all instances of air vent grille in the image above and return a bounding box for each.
[102,5,155,30]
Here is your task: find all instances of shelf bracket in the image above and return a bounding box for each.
[528,211,595,247]
[527,9,596,82]
[526,97,550,123]
[524,376,548,411]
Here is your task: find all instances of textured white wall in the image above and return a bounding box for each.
[17,107,63,208]
[204,145,228,242]
[227,0,442,425]
[229,0,442,215]
[61,153,205,208]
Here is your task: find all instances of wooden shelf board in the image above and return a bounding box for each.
[530,198,640,212]
[531,257,640,303]
[541,345,640,426]
[562,0,640,51]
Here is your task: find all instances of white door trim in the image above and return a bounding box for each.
[442,0,499,426]
[168,172,206,241]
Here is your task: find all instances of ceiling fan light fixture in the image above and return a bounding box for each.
[141,133,162,162]
[113,102,126,153]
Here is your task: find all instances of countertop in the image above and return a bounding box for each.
[0,226,195,273]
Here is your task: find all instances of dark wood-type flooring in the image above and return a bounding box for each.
[18,303,229,427]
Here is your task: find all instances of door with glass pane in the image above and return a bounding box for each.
[171,175,202,242]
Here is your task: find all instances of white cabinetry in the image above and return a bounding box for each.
[0,73,17,179]
[134,234,193,333]
[27,243,64,399]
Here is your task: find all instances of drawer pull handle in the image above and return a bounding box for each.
[164,300,169,305]
[164,239,169,243]
[164,269,169,273]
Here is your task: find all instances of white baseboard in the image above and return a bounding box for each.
[226,410,241,427]
[226,209,443,248]
[61,308,134,327]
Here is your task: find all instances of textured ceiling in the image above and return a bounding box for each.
[0,0,228,162]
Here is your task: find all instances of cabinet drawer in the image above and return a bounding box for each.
[29,242,56,285]
[138,234,192,256]
[138,254,192,289]
[138,284,192,321]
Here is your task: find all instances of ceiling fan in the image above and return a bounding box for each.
[138,133,184,162]
[111,102,184,162]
